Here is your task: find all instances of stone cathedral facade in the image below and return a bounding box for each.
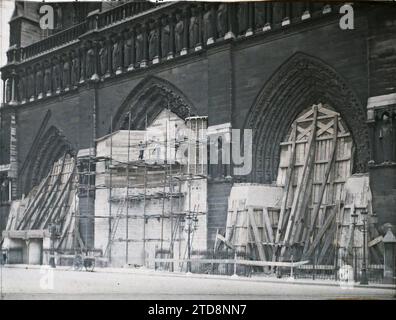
[0,1,395,272]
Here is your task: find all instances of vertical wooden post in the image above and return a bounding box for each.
[160,167,166,261]
[142,164,147,266]
[279,105,318,261]
[108,116,113,263]
[289,105,319,248]
[303,115,338,255]
[247,206,266,261]
[263,207,274,244]
[273,123,297,262]
[125,112,131,265]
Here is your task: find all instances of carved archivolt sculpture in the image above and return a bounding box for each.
[113,76,197,131]
[245,53,370,182]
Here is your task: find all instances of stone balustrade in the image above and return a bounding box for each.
[1,2,338,106]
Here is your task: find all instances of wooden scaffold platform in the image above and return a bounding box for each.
[223,104,385,276]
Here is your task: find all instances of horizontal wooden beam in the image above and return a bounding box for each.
[148,258,310,268]
[368,236,383,248]
[280,133,350,145]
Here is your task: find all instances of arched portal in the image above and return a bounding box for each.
[21,126,74,195]
[245,52,370,184]
[112,76,197,132]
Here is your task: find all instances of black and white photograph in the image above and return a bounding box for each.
[0,0,395,303]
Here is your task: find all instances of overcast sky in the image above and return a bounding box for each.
[0,0,14,102]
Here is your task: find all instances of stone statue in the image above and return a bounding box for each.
[189,8,200,48]
[5,78,12,102]
[175,13,184,53]
[380,113,393,162]
[71,51,79,86]
[79,48,85,82]
[135,29,143,63]
[112,39,122,72]
[203,5,214,43]
[35,65,43,96]
[148,23,159,60]
[0,177,8,202]
[53,60,61,91]
[237,3,248,34]
[161,17,170,57]
[62,57,70,88]
[123,35,132,68]
[17,72,25,101]
[44,63,52,94]
[27,69,35,99]
[55,4,63,30]
[217,136,225,178]
[254,2,266,29]
[86,45,95,78]
[99,41,108,76]
[217,4,227,38]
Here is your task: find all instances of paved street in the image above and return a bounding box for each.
[0,266,395,300]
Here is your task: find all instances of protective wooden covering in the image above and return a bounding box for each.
[5,154,81,252]
[224,184,282,261]
[225,104,383,268]
[274,104,353,262]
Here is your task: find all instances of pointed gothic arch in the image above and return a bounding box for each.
[21,126,74,195]
[112,76,197,132]
[244,52,370,184]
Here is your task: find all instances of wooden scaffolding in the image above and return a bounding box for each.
[225,104,384,272]
[97,111,209,267]
[5,154,86,254]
